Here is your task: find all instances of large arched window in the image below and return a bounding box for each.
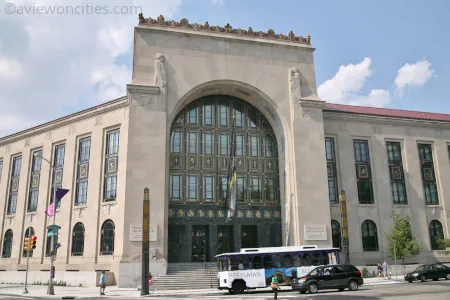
[429,220,444,250]
[2,230,13,258]
[169,96,279,204]
[101,220,114,255]
[72,223,85,256]
[331,220,341,249]
[23,227,34,257]
[361,220,378,251]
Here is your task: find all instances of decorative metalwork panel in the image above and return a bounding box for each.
[31,174,40,188]
[171,154,183,169]
[107,157,118,173]
[218,156,229,172]
[11,179,19,192]
[202,155,214,171]
[79,163,89,179]
[327,162,334,177]
[390,166,403,180]
[54,169,63,183]
[249,158,261,173]
[357,164,369,179]
[423,167,434,181]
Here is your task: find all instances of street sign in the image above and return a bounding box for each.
[47,225,61,230]
[47,231,57,237]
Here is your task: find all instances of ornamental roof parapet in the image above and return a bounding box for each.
[138,14,311,46]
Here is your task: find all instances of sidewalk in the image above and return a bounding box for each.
[0,278,402,299]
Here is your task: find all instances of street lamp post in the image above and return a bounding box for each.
[35,153,57,295]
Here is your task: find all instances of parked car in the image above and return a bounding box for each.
[291,264,363,294]
[404,264,450,283]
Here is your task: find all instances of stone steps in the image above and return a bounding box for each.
[151,263,218,290]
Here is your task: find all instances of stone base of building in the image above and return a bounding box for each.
[118,259,167,288]
[0,270,114,287]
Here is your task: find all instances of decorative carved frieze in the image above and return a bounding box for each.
[138,14,312,45]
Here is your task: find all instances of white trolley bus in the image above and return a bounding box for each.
[216,245,339,294]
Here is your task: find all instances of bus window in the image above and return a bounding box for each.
[238,256,245,270]
[312,253,320,265]
[303,253,311,266]
[230,257,237,270]
[254,256,262,269]
[246,256,252,269]
[284,254,292,268]
[273,255,282,268]
[263,255,272,269]
[293,254,301,267]
[322,252,330,265]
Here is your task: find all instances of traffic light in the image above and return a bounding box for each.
[31,236,37,250]
[23,238,30,251]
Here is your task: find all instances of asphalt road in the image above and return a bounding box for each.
[1,280,449,299]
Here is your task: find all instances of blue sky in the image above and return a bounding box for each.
[0,0,448,137]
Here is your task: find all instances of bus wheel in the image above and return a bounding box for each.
[308,283,318,294]
[232,281,245,294]
[228,288,234,294]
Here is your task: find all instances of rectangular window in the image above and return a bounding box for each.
[250,176,261,201]
[170,131,182,153]
[203,133,213,154]
[50,144,65,206]
[325,138,338,204]
[237,175,246,201]
[265,136,275,157]
[187,175,198,201]
[386,141,407,204]
[219,134,229,155]
[188,132,198,154]
[234,103,244,127]
[7,156,22,215]
[236,134,244,156]
[188,107,198,124]
[219,102,228,127]
[27,149,42,212]
[170,174,182,200]
[203,175,214,201]
[0,159,3,183]
[353,140,374,204]
[418,143,439,205]
[220,176,228,200]
[75,137,91,206]
[265,177,276,201]
[104,130,119,201]
[203,103,214,126]
[250,136,259,157]
[248,109,258,128]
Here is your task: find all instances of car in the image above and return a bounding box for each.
[291,264,364,294]
[404,264,450,283]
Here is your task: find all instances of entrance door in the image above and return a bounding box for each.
[217,225,234,255]
[168,225,186,263]
[241,225,258,248]
[192,225,209,262]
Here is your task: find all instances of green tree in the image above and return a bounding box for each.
[437,238,450,254]
[386,214,421,271]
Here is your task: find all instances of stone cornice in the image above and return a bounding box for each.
[299,98,326,109]
[0,97,128,146]
[323,110,450,129]
[138,14,312,47]
[127,84,160,95]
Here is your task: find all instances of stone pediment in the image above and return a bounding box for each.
[138,13,311,45]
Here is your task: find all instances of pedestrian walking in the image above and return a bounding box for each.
[377,262,382,279]
[270,274,279,300]
[148,272,153,286]
[99,270,106,295]
[382,260,389,279]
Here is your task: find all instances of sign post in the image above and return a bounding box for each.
[141,188,150,295]
[339,190,350,265]
[23,230,32,294]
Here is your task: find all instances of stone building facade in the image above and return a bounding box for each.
[0,16,448,287]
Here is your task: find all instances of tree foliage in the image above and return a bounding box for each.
[386,214,421,263]
[437,238,450,254]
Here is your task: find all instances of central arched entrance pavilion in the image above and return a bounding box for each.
[168,95,282,263]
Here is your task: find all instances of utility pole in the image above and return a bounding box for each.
[141,188,150,295]
[339,190,350,264]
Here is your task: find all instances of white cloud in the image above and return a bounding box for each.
[395,60,434,96]
[0,0,182,137]
[318,57,391,107]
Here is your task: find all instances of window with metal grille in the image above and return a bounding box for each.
[325,138,338,204]
[361,220,378,251]
[71,223,85,256]
[331,220,341,249]
[100,220,115,255]
[50,144,65,206]
[75,137,91,206]
[418,144,439,205]
[386,142,407,204]
[2,230,13,258]
[27,150,42,212]
[7,156,22,215]
[104,130,119,201]
[353,140,374,204]
[23,227,34,257]
[429,220,444,250]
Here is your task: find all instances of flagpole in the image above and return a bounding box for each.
[225,114,236,223]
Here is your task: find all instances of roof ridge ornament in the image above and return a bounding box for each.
[137,14,312,45]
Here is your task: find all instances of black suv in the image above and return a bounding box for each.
[291,265,364,294]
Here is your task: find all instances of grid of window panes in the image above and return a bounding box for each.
[2,230,13,258]
[7,156,22,215]
[418,144,439,205]
[325,137,338,203]
[104,129,119,201]
[50,144,65,206]
[386,142,407,204]
[27,150,42,212]
[75,137,91,206]
[353,140,374,204]
[169,96,279,204]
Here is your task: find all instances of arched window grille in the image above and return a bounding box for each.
[2,230,13,258]
[101,220,115,255]
[71,223,85,256]
[361,220,378,251]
